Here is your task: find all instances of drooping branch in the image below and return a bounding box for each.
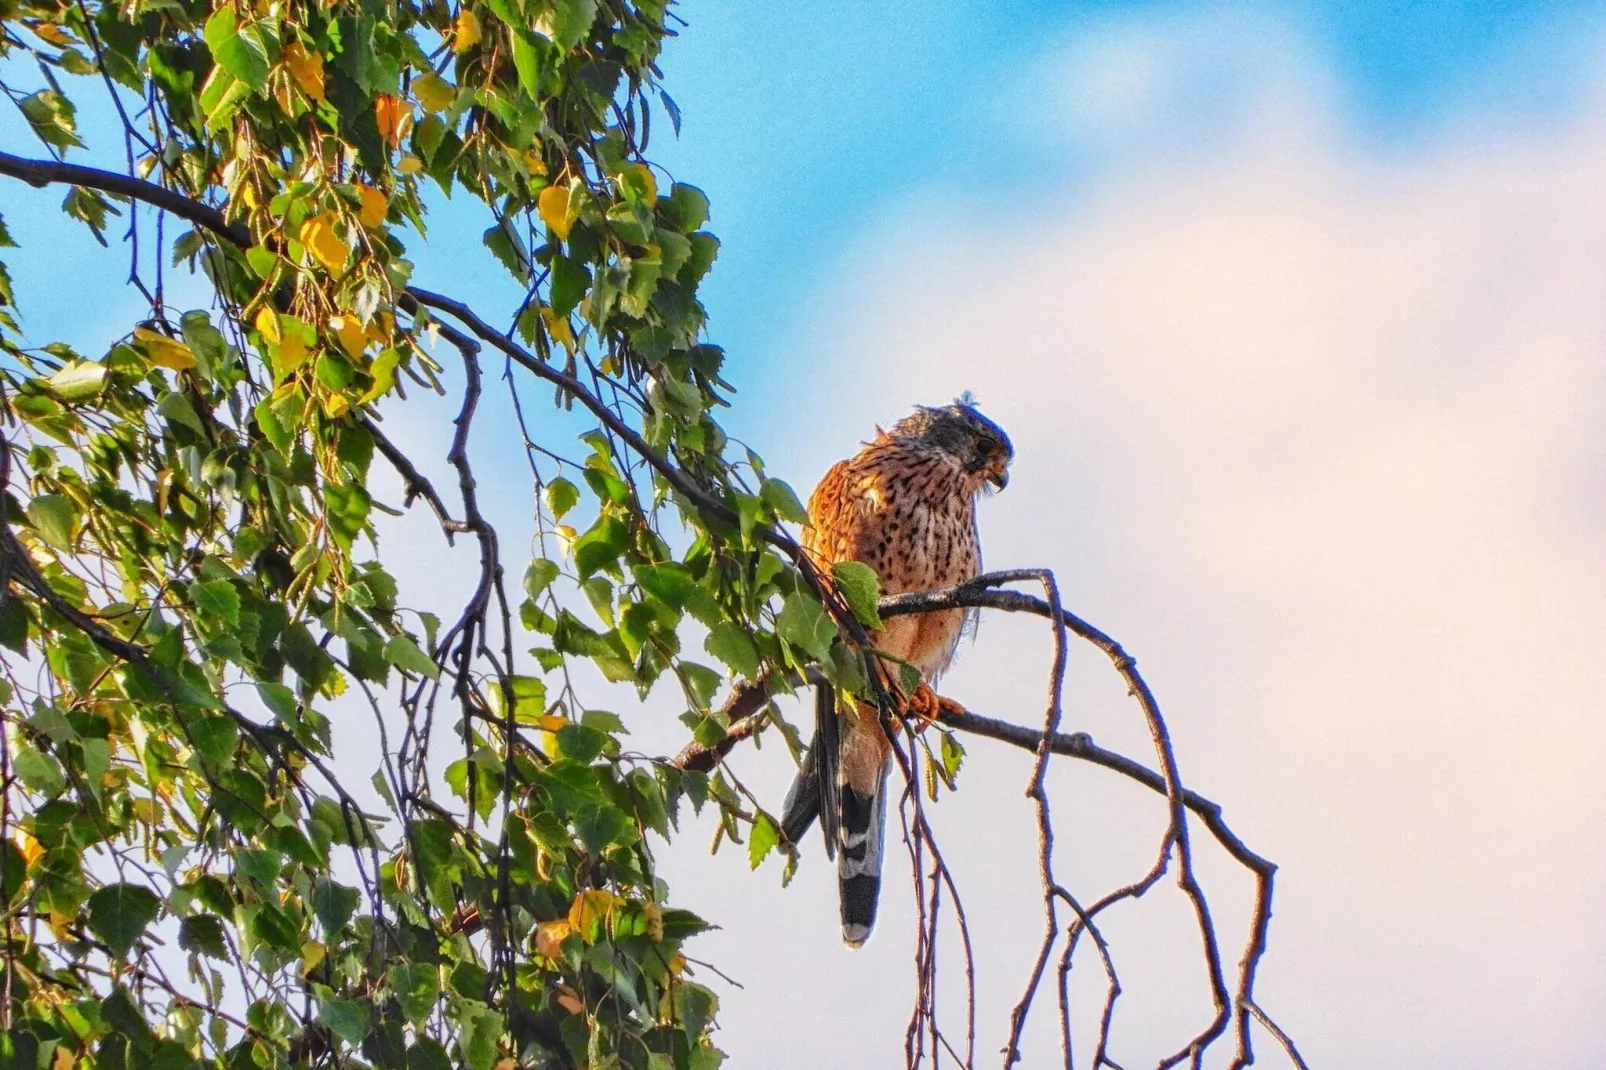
[679,571,1299,1070]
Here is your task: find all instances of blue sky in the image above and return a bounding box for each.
[6,3,1606,1067]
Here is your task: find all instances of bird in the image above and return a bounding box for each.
[781,400,1013,946]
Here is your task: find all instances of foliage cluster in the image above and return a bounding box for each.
[0,0,893,1067]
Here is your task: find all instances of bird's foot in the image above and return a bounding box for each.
[903,682,966,731]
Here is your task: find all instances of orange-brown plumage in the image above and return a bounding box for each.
[783,402,1013,946]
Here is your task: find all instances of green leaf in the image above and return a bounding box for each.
[549,254,590,317]
[747,812,779,869]
[188,715,238,766]
[45,361,107,401]
[204,9,270,91]
[180,310,228,373]
[101,986,156,1051]
[157,391,207,435]
[940,731,965,784]
[760,478,810,524]
[491,674,548,725]
[235,848,283,891]
[574,801,634,853]
[19,89,82,150]
[572,513,627,577]
[556,723,607,763]
[776,593,835,664]
[388,962,440,1025]
[0,598,27,655]
[179,914,229,959]
[668,183,710,232]
[26,494,75,551]
[510,30,549,97]
[190,579,241,623]
[704,621,759,678]
[12,744,63,796]
[250,901,300,951]
[256,681,298,721]
[456,1002,503,1070]
[831,561,882,629]
[0,837,25,908]
[384,635,439,678]
[483,218,530,282]
[544,477,580,521]
[552,0,599,49]
[633,562,695,611]
[673,983,717,1043]
[407,1038,454,1070]
[85,882,162,957]
[312,877,361,933]
[320,997,371,1046]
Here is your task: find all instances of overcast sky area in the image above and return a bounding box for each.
[6,1,1606,1067]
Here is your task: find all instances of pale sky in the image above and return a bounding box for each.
[636,5,1606,1068]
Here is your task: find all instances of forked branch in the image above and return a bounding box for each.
[682,571,1302,1070]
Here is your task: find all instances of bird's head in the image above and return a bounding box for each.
[890,399,1014,491]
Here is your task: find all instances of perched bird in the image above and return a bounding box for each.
[781,401,1013,946]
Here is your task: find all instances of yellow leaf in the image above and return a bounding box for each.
[299,212,349,274]
[329,316,367,360]
[414,71,456,113]
[644,901,663,942]
[33,24,74,46]
[271,319,312,381]
[353,184,388,229]
[300,939,326,974]
[283,39,325,101]
[535,714,567,731]
[397,154,424,174]
[374,94,406,147]
[541,307,576,353]
[535,918,570,959]
[323,393,350,419]
[133,326,197,370]
[453,7,482,52]
[365,311,395,344]
[620,161,657,202]
[567,889,619,943]
[14,830,42,867]
[523,150,548,177]
[538,182,579,241]
[254,306,281,344]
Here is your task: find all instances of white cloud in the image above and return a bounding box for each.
[677,14,1606,1069]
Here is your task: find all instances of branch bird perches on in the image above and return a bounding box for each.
[673,572,1307,1070]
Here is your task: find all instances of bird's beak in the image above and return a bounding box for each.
[988,470,1008,490]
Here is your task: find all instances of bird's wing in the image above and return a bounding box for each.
[780,681,840,857]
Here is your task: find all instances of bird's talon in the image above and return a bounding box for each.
[903,682,962,731]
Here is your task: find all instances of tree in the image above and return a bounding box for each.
[0,2,1302,1068]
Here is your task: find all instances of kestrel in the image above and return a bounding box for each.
[782,402,1013,946]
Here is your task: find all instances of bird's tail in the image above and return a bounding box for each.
[780,682,890,947]
[836,719,889,948]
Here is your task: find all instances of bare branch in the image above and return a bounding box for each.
[0,149,249,246]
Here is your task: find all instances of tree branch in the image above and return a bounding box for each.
[0,149,250,247]
[685,571,1296,1070]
